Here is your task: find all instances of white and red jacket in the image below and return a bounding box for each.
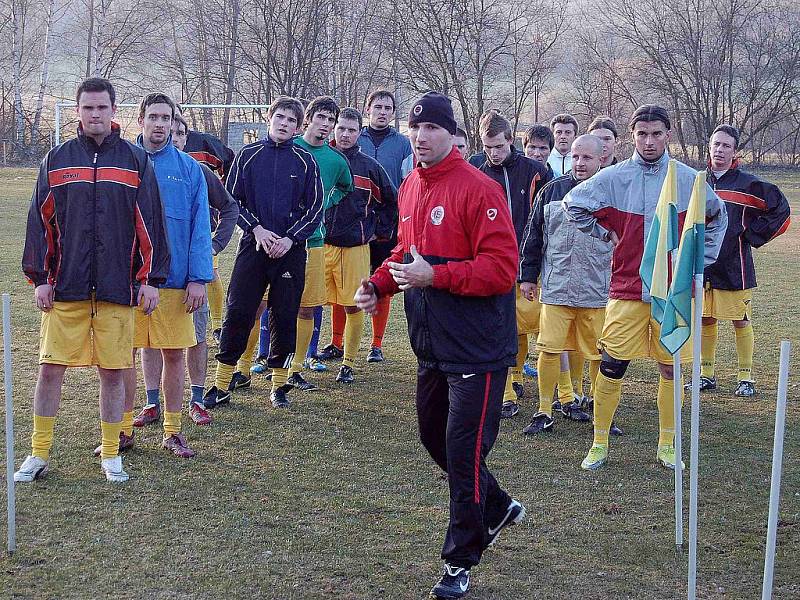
[370,148,519,373]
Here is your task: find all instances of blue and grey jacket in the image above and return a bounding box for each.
[357,126,412,190]
[226,136,323,246]
[137,135,213,289]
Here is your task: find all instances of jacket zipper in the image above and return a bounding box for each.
[502,167,512,214]
[91,151,98,315]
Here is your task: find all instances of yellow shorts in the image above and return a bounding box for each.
[212,254,220,269]
[515,284,540,335]
[703,288,752,320]
[599,299,691,363]
[325,244,370,306]
[134,288,196,349]
[536,304,604,358]
[39,300,134,369]
[300,246,326,307]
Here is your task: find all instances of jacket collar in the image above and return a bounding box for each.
[631,149,670,172]
[329,139,361,158]
[417,147,463,183]
[486,145,520,170]
[136,133,174,157]
[265,134,296,149]
[77,121,122,153]
[706,157,739,183]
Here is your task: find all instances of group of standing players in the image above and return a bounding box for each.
[14,77,791,599]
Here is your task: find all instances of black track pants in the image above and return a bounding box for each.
[216,239,305,369]
[416,366,512,568]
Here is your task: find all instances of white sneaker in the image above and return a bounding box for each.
[13,455,49,482]
[101,455,129,482]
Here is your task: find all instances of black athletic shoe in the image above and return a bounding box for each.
[560,400,591,422]
[287,372,318,391]
[485,498,526,548]
[203,386,231,409]
[522,411,554,435]
[270,385,292,408]
[610,421,624,437]
[228,371,252,391]
[212,328,222,345]
[580,395,594,411]
[551,399,562,413]
[512,381,524,400]
[500,400,520,419]
[366,347,385,363]
[430,563,470,599]
[734,380,756,397]
[684,375,717,392]
[336,365,354,384]
[318,344,344,361]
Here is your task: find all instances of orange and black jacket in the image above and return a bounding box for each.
[22,124,170,306]
[324,143,398,247]
[705,163,790,290]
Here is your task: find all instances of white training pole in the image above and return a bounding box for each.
[673,349,683,549]
[687,274,704,599]
[761,340,791,600]
[3,293,15,554]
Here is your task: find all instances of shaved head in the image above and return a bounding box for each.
[571,135,603,181]
[572,134,603,156]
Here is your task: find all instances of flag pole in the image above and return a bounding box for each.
[687,273,703,599]
[761,340,790,600]
[3,293,15,554]
[673,347,683,550]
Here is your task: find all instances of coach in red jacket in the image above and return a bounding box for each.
[355,92,525,600]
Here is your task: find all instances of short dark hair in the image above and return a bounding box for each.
[139,93,176,120]
[455,126,468,140]
[268,96,305,124]
[338,107,363,130]
[479,110,513,141]
[76,77,116,106]
[173,113,188,134]
[629,104,671,131]
[588,116,618,139]
[365,90,396,111]
[711,124,740,150]
[523,125,555,150]
[550,113,579,134]
[304,96,340,126]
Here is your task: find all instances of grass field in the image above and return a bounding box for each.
[0,167,798,600]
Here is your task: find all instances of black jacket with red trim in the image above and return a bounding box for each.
[185,130,235,181]
[324,143,398,247]
[22,124,170,306]
[705,163,791,290]
[370,148,519,373]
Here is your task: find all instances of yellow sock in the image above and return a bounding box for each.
[237,319,261,373]
[568,352,585,397]
[342,310,365,368]
[588,360,600,398]
[593,373,623,446]
[557,367,573,404]
[100,420,123,460]
[121,411,134,437]
[735,323,754,382]
[31,414,56,460]
[657,375,682,447]
[700,322,718,378]
[290,317,315,374]
[272,368,288,391]
[503,372,516,402]
[208,277,225,330]
[512,334,527,384]
[163,410,181,439]
[215,361,236,391]
[536,352,561,416]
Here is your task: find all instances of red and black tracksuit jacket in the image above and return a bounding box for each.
[184,130,235,181]
[22,124,170,306]
[705,163,791,290]
[370,148,519,373]
[324,143,398,247]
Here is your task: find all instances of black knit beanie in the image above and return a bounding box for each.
[408,92,457,134]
